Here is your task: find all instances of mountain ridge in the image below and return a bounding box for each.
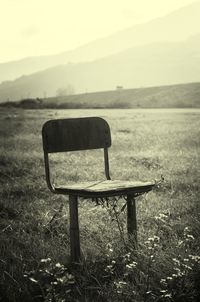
[0,0,200,83]
[0,33,200,102]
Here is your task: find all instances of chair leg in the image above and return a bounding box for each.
[69,195,81,262]
[127,195,137,245]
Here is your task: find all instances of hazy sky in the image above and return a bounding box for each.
[0,0,198,62]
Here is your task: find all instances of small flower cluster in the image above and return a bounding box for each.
[105,260,116,275]
[183,226,195,245]
[114,280,129,294]
[104,244,138,298]
[123,252,137,275]
[113,279,137,299]
[188,254,200,263]
[105,243,116,275]
[159,227,200,301]
[24,258,75,301]
[145,235,160,247]
[155,213,169,224]
[145,235,160,262]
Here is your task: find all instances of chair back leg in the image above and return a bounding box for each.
[127,195,137,246]
[69,195,81,262]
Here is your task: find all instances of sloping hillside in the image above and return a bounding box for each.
[42,82,200,108]
[2,82,200,108]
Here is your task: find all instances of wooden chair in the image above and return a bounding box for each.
[42,117,155,262]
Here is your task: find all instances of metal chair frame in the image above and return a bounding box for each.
[42,117,155,262]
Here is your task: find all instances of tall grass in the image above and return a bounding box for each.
[0,108,200,301]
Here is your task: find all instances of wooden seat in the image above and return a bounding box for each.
[42,117,155,262]
[55,180,154,198]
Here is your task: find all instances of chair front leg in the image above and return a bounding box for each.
[127,195,137,246]
[69,195,81,262]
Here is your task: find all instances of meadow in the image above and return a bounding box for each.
[0,108,200,301]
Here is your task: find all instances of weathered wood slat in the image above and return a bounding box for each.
[56,180,155,192]
[42,117,111,153]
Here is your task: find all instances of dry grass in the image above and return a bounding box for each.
[0,108,200,301]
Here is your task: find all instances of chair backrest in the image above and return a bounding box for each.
[42,117,111,153]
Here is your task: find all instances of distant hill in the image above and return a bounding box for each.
[0,0,200,83]
[2,82,200,108]
[0,34,200,102]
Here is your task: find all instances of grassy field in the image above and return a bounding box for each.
[0,108,200,301]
